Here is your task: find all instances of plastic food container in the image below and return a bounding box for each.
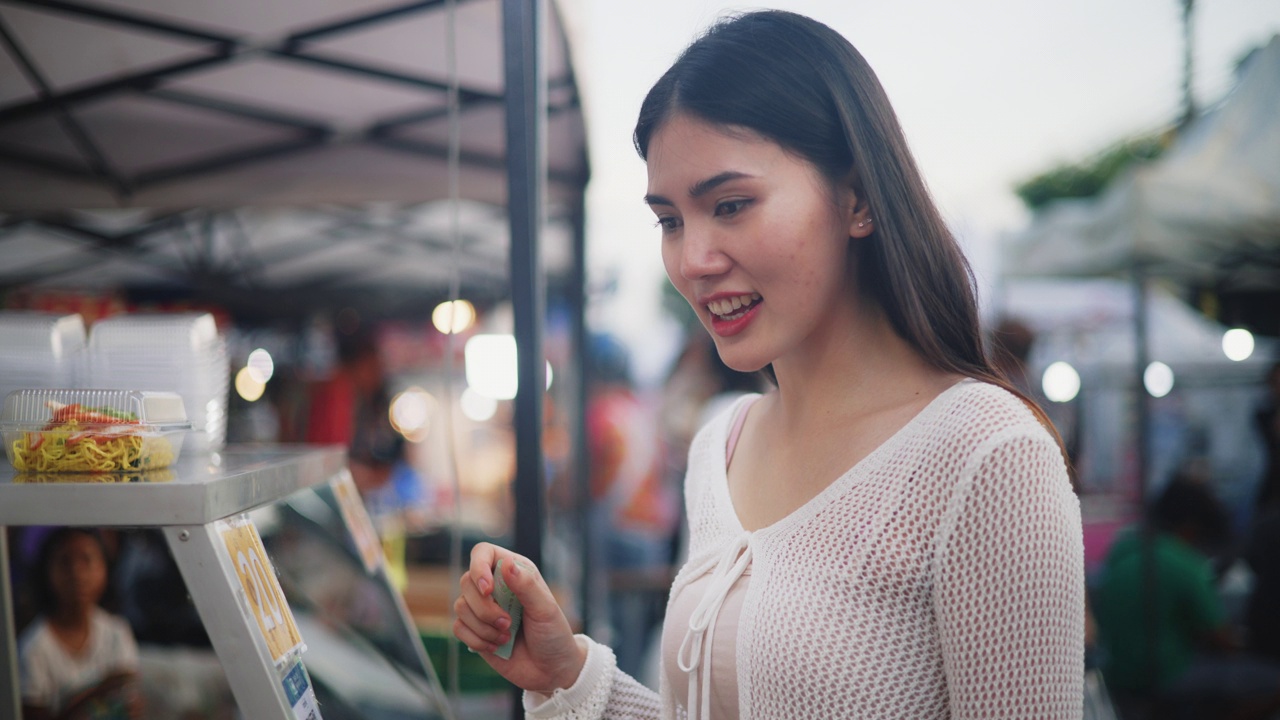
[2,389,191,473]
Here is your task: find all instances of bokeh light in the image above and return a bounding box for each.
[1144,361,1174,398]
[432,299,476,335]
[389,386,435,442]
[246,347,274,382]
[1222,328,1255,362]
[464,334,554,399]
[235,366,266,402]
[1041,361,1081,403]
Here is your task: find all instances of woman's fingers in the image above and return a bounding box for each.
[454,579,510,645]
[467,542,503,596]
[453,616,507,654]
[459,569,504,622]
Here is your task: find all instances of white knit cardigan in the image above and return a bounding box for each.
[526,379,1085,719]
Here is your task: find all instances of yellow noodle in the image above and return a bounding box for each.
[12,427,174,473]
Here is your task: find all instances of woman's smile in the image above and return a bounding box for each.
[705,292,763,336]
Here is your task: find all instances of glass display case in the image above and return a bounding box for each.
[0,446,453,720]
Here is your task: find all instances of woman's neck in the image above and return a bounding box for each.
[768,301,950,435]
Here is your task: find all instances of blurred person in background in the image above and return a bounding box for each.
[989,316,1037,399]
[304,324,409,586]
[1244,492,1280,664]
[1255,361,1280,513]
[1245,363,1280,666]
[584,333,679,680]
[1095,472,1280,719]
[20,527,142,720]
[305,325,403,494]
[453,10,1083,719]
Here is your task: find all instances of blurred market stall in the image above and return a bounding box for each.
[0,1,591,718]
[1005,35,1280,330]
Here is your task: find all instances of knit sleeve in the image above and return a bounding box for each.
[523,635,663,720]
[933,429,1085,719]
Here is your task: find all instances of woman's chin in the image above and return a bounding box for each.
[713,347,769,374]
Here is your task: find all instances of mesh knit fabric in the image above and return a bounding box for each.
[530,379,1084,719]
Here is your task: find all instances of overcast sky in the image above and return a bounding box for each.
[561,0,1280,383]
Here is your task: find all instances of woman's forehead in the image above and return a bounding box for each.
[647,118,784,181]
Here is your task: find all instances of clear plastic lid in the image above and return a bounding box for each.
[0,312,87,358]
[1,389,190,430]
[88,313,219,352]
[2,389,192,472]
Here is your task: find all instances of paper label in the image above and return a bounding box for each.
[282,659,322,720]
[332,469,384,574]
[217,515,304,664]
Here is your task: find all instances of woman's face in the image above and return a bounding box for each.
[48,533,108,614]
[646,113,871,373]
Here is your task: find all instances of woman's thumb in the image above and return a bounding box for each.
[502,559,555,620]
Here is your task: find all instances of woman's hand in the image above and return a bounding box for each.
[453,542,586,694]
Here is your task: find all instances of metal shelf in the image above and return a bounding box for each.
[1,445,354,719]
[0,446,347,526]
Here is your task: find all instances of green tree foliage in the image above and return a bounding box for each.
[1014,133,1170,210]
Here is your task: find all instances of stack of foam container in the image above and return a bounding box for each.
[86,312,229,453]
[0,311,87,404]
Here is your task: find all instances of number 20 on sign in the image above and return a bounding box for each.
[217,516,304,664]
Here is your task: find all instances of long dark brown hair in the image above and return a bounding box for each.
[634,10,1059,435]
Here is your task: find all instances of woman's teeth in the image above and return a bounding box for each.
[707,293,761,319]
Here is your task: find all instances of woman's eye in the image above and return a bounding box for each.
[714,199,751,217]
[654,216,681,232]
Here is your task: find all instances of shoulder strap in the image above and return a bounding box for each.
[725,395,760,468]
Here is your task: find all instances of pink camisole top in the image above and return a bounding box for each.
[661,396,758,720]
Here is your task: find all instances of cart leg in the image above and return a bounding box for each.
[1,527,21,720]
[163,523,298,719]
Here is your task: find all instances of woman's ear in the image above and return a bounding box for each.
[849,198,870,238]
[848,191,874,239]
[839,168,873,239]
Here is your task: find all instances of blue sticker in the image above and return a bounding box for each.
[282,660,310,706]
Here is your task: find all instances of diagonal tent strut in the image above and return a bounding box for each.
[0,0,582,199]
[0,14,130,195]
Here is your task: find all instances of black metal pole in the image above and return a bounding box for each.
[0,529,19,720]
[1134,268,1160,693]
[569,186,593,638]
[503,1,545,715]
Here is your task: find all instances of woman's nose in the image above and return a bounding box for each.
[679,223,731,280]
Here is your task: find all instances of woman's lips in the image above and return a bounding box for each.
[707,294,762,337]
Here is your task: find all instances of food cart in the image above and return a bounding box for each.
[0,447,454,719]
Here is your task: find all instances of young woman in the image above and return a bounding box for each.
[454,10,1085,719]
[19,528,142,720]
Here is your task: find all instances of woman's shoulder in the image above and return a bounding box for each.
[922,378,1057,453]
[690,392,761,449]
[942,378,1046,427]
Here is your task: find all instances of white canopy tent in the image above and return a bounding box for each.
[1000,35,1280,510]
[1005,34,1280,290]
[0,0,590,317]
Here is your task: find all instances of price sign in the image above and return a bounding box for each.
[217,516,304,664]
[332,470,384,574]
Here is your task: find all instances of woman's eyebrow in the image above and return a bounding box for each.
[689,171,752,198]
[644,170,755,207]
